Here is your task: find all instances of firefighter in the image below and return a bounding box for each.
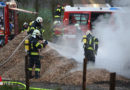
[27,17,44,35]
[75,23,82,37]
[29,21,34,26]
[52,20,66,42]
[82,30,99,63]
[54,4,64,21]
[26,21,34,33]
[21,22,28,32]
[28,29,48,79]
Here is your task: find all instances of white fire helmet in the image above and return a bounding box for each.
[86,30,92,35]
[36,17,43,23]
[32,29,41,38]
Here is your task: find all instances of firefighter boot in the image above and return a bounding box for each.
[35,71,40,79]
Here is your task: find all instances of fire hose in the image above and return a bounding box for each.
[0,34,52,89]
[0,34,30,67]
[2,81,52,90]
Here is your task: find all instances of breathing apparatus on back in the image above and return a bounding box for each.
[25,29,43,53]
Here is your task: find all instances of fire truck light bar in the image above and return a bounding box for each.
[0,2,6,7]
[110,7,119,10]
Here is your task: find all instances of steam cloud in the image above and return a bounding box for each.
[93,1,130,78]
[50,0,130,78]
[113,0,130,7]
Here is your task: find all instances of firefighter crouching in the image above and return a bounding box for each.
[26,21,34,34]
[21,22,29,32]
[82,30,99,63]
[25,29,48,79]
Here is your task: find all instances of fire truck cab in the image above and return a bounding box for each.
[53,4,120,39]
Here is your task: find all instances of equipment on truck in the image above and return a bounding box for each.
[0,1,37,48]
[53,4,120,40]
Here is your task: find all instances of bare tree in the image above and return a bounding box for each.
[34,0,39,17]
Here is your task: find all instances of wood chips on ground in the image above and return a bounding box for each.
[0,32,129,85]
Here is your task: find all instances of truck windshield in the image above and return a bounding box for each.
[69,13,89,25]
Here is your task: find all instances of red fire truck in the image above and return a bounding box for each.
[53,4,120,39]
[0,1,36,47]
[0,2,10,47]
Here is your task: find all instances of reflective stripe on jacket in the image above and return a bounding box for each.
[82,34,98,51]
[28,68,40,71]
[27,21,43,35]
[29,37,43,56]
[54,15,60,18]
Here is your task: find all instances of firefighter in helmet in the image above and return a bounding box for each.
[82,30,99,63]
[54,4,64,21]
[27,17,45,35]
[21,22,28,32]
[26,21,34,33]
[28,29,48,79]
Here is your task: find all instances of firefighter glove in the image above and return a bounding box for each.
[43,40,48,47]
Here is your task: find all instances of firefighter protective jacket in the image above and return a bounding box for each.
[27,21,44,35]
[21,26,28,32]
[83,34,99,52]
[29,37,44,56]
[54,6,64,18]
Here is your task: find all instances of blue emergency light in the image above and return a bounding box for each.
[110,7,119,10]
[0,2,6,7]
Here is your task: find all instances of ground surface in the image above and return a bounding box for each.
[0,0,130,90]
[0,32,130,90]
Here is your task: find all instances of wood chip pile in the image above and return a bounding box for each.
[0,32,129,85]
[0,32,26,75]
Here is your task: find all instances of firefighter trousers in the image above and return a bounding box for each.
[54,17,61,21]
[84,49,95,63]
[28,55,41,79]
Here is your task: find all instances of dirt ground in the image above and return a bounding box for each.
[0,0,128,90]
[0,32,130,90]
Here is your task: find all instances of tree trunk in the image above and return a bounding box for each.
[35,0,39,17]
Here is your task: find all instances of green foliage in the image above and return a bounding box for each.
[17,0,73,40]
[43,22,53,41]
[39,8,53,23]
[18,8,36,32]
[18,7,53,40]
[39,8,53,40]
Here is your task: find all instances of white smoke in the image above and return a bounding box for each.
[50,1,130,78]
[113,0,130,7]
[50,34,84,62]
[93,3,130,78]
